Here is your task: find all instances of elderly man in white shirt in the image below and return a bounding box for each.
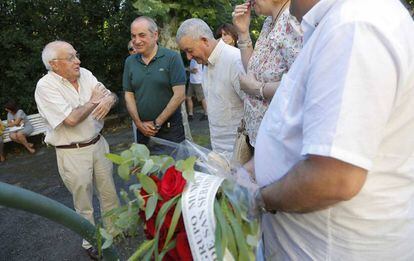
[242,0,414,259]
[35,41,120,260]
[176,18,245,159]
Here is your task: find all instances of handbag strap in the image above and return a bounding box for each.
[238,119,247,134]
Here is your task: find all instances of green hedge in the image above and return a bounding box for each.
[0,0,137,117]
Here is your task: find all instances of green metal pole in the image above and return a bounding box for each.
[0,181,119,260]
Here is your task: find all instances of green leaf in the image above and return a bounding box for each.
[138,174,158,194]
[182,169,195,182]
[127,239,155,261]
[131,143,150,159]
[227,207,250,261]
[141,242,155,261]
[129,183,142,191]
[135,192,145,209]
[106,153,125,165]
[120,189,130,203]
[145,194,158,220]
[99,228,113,249]
[164,198,182,248]
[160,156,175,172]
[175,159,184,171]
[221,198,238,259]
[121,150,133,160]
[214,200,226,261]
[118,163,130,181]
[141,159,155,175]
[155,195,180,229]
[176,156,196,182]
[214,209,224,261]
[183,156,196,170]
[159,239,176,260]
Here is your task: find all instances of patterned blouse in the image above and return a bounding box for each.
[245,8,303,146]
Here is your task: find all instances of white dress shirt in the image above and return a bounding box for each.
[203,40,245,159]
[35,68,106,146]
[255,0,414,259]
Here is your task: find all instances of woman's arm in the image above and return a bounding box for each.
[233,3,254,70]
[239,74,280,100]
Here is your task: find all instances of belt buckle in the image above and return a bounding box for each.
[76,143,80,149]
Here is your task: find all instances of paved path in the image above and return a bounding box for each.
[0,113,210,261]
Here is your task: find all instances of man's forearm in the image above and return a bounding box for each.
[261,156,367,213]
[63,102,97,127]
[155,86,185,125]
[124,91,142,125]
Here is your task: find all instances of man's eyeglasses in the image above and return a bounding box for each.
[52,53,80,62]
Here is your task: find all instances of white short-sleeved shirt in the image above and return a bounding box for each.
[35,68,106,146]
[202,40,245,158]
[255,0,414,259]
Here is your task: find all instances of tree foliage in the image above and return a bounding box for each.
[0,0,137,116]
[0,0,262,116]
[131,0,264,50]
[4,0,408,117]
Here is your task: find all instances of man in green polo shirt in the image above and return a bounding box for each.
[123,16,187,147]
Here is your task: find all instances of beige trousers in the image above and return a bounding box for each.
[56,136,120,249]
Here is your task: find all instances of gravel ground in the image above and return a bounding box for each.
[0,111,210,261]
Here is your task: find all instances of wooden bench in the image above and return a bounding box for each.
[2,113,48,143]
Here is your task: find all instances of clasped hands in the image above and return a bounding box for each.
[136,121,158,137]
[90,83,115,120]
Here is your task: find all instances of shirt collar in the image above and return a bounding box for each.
[301,0,338,43]
[137,45,166,64]
[48,70,73,84]
[207,39,226,67]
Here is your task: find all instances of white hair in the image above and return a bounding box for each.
[41,40,69,70]
[176,18,214,43]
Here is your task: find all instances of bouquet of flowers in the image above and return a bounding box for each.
[103,138,260,261]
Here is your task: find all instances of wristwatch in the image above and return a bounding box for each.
[153,120,161,130]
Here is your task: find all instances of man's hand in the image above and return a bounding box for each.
[136,121,158,137]
[92,95,115,120]
[239,74,261,97]
[90,84,107,104]
[232,2,251,36]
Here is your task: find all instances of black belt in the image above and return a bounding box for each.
[56,135,101,149]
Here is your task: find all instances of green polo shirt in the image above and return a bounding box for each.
[122,46,186,121]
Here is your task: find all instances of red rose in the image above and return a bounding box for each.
[167,248,180,260]
[158,166,187,201]
[176,232,193,260]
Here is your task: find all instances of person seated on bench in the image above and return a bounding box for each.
[0,119,5,162]
[4,100,35,154]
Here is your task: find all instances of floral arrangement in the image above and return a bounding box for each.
[103,142,259,261]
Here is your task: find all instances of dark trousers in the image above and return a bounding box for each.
[136,110,185,156]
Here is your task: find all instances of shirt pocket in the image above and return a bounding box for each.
[264,74,297,136]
